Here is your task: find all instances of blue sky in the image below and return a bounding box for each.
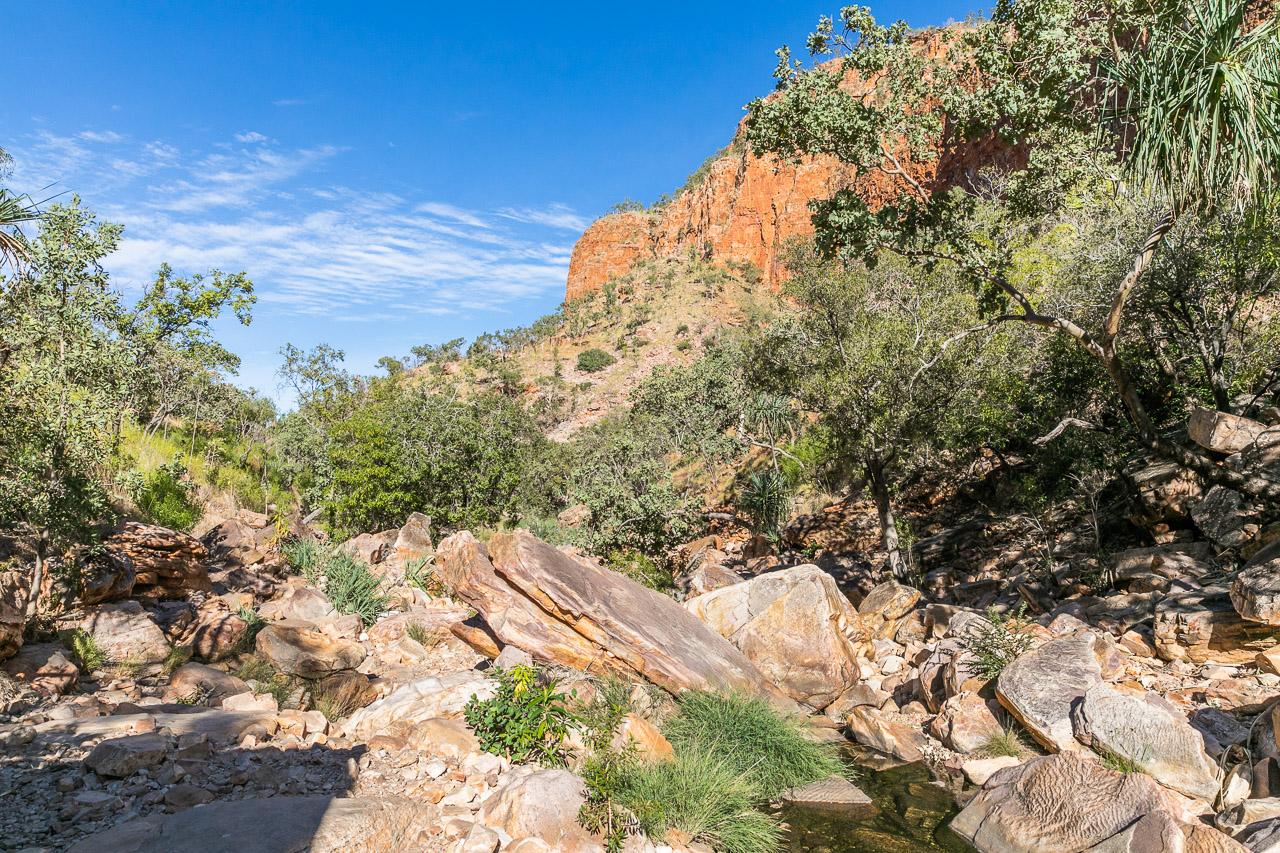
[4,0,964,402]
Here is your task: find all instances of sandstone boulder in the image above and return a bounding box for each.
[259,585,337,623]
[1189,407,1272,454]
[338,531,396,565]
[931,691,1003,755]
[1155,588,1280,664]
[83,732,167,778]
[347,671,494,737]
[686,563,744,596]
[1193,486,1262,549]
[104,521,212,600]
[477,769,594,851]
[366,605,471,647]
[858,581,921,640]
[1072,683,1221,801]
[1123,455,1204,537]
[165,662,249,706]
[202,518,265,567]
[684,564,865,709]
[436,531,797,709]
[77,550,136,605]
[80,601,170,664]
[380,512,433,580]
[782,775,874,810]
[845,706,925,762]
[1232,558,1280,625]
[996,633,1102,752]
[178,604,247,662]
[254,619,365,678]
[0,571,29,661]
[950,752,1187,853]
[1,644,79,694]
[65,795,435,853]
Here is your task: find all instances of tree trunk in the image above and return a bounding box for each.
[26,531,47,619]
[866,454,906,581]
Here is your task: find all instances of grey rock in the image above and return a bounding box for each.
[996,634,1102,752]
[83,733,167,778]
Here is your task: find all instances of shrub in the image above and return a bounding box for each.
[662,690,842,796]
[66,629,106,672]
[577,348,617,373]
[123,456,202,532]
[675,340,691,352]
[675,323,689,336]
[464,664,576,767]
[607,550,675,594]
[612,753,782,853]
[282,539,391,627]
[965,603,1035,679]
[737,470,791,539]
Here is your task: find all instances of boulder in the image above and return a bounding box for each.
[1123,454,1204,537]
[83,732,167,778]
[165,662,249,705]
[1111,544,1212,581]
[1233,558,1280,625]
[103,521,212,600]
[254,619,365,679]
[963,756,1023,786]
[1072,683,1220,801]
[80,601,170,664]
[1193,486,1263,549]
[178,604,247,662]
[338,531,396,565]
[0,571,29,661]
[1,644,79,694]
[858,581,921,640]
[782,775,874,810]
[557,505,591,529]
[996,633,1102,752]
[684,565,865,709]
[610,713,674,761]
[77,550,136,605]
[931,692,1003,754]
[436,531,798,709]
[366,605,471,647]
[1189,408,1272,454]
[380,512,433,580]
[1155,588,1280,664]
[845,706,925,762]
[201,518,265,567]
[65,795,434,853]
[259,585,338,623]
[346,671,494,737]
[950,752,1188,853]
[405,715,479,758]
[686,563,743,596]
[477,769,594,851]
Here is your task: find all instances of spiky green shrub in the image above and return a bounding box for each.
[965,603,1035,679]
[282,539,390,627]
[737,470,791,539]
[65,628,106,672]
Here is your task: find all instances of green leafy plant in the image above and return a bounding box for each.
[122,456,202,532]
[576,348,617,373]
[737,470,791,539]
[606,550,674,593]
[675,340,691,352]
[966,604,1036,679]
[464,664,577,767]
[235,603,267,652]
[65,628,106,672]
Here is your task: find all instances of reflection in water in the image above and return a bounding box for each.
[775,752,972,853]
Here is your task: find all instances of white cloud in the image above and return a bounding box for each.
[78,130,125,143]
[234,131,269,143]
[5,126,584,320]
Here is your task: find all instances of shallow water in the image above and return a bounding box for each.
[775,752,972,853]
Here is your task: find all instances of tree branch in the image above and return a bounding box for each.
[1033,417,1110,446]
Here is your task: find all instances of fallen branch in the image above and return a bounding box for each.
[1033,418,1110,446]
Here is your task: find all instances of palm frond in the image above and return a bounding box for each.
[1104,0,1280,212]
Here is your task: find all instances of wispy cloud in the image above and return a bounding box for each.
[273,97,315,107]
[5,127,583,319]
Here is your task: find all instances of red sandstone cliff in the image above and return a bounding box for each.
[565,37,1024,300]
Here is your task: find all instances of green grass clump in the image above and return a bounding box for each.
[613,753,783,853]
[234,653,276,684]
[979,726,1028,758]
[662,690,843,795]
[66,629,107,672]
[405,622,431,646]
[161,644,191,677]
[1102,747,1148,775]
[576,348,617,373]
[281,538,390,627]
[121,456,203,532]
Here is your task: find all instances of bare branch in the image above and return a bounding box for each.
[1033,417,1110,446]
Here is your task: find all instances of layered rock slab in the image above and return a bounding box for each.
[436,531,797,709]
[684,564,866,709]
[996,633,1102,752]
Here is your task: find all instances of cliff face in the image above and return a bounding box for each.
[566,39,1024,301]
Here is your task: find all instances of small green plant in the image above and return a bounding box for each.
[577,348,617,373]
[606,550,674,593]
[675,323,689,336]
[675,340,691,352]
[234,603,267,653]
[406,622,431,646]
[281,536,325,583]
[965,603,1036,679]
[737,470,791,539]
[1102,746,1149,775]
[66,629,107,672]
[979,726,1028,758]
[282,540,391,627]
[161,644,192,677]
[121,456,202,532]
[405,555,450,598]
[234,653,276,684]
[464,664,577,767]
[117,655,149,678]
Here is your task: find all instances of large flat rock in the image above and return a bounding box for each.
[1155,588,1280,664]
[685,564,866,709]
[996,634,1101,753]
[65,796,433,853]
[950,753,1187,853]
[437,531,797,709]
[1072,683,1221,801]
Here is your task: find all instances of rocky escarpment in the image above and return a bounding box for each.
[565,33,1025,300]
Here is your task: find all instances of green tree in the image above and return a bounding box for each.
[0,200,127,612]
[746,0,1280,497]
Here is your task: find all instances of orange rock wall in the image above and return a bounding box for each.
[566,35,1024,301]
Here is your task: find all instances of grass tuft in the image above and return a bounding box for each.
[281,539,390,627]
[65,629,107,673]
[979,726,1028,758]
[1102,747,1148,775]
[310,677,369,721]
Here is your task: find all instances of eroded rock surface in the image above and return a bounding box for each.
[996,633,1102,752]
